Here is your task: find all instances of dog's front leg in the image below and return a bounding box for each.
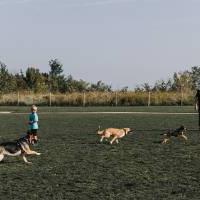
[100,136,104,143]
[22,155,32,164]
[0,154,4,162]
[26,150,41,155]
[180,134,188,141]
[162,138,169,144]
[110,136,118,144]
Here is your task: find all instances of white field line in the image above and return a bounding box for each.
[0,111,12,114]
[0,111,198,115]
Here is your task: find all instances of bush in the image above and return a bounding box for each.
[0,91,195,106]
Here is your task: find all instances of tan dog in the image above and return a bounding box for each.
[97,126,133,144]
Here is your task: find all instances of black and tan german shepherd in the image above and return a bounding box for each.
[0,132,41,164]
[161,125,187,144]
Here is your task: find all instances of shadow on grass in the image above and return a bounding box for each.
[153,140,162,144]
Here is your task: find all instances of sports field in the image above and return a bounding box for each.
[0,106,200,200]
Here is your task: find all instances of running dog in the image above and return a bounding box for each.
[160,125,187,144]
[0,132,41,164]
[97,126,133,144]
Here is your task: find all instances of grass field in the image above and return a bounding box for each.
[0,106,200,200]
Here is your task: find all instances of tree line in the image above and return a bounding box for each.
[0,59,112,93]
[135,67,200,93]
[0,59,200,94]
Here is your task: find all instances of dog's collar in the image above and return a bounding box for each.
[123,129,127,135]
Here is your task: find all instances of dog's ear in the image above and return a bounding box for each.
[96,125,101,132]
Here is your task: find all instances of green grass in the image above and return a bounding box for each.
[0,107,200,199]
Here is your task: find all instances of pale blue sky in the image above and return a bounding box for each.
[0,0,200,89]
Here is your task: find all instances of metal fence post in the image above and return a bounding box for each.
[49,92,52,106]
[83,92,86,107]
[17,91,20,106]
[115,92,118,106]
[148,91,151,106]
[181,87,183,106]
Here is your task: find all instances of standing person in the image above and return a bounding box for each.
[195,89,200,130]
[195,89,200,111]
[28,105,39,142]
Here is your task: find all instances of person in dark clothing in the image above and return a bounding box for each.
[195,89,200,129]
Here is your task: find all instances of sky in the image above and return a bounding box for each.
[0,0,200,90]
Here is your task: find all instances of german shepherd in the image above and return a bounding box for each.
[161,125,187,144]
[0,132,41,164]
[97,126,133,144]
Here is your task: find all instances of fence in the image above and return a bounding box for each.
[0,91,195,106]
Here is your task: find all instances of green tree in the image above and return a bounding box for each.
[0,61,16,93]
[190,66,200,89]
[90,80,112,92]
[72,79,90,92]
[25,67,47,92]
[64,75,90,92]
[120,86,128,92]
[171,71,192,92]
[152,79,168,91]
[142,83,151,92]
[15,70,28,91]
[49,59,65,92]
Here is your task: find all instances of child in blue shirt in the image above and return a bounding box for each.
[28,105,39,142]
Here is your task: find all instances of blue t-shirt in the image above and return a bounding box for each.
[29,112,39,130]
